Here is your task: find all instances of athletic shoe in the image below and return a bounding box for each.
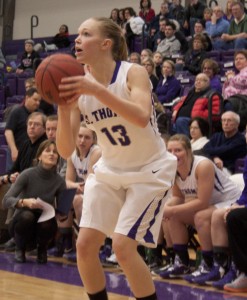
[212,264,237,290]
[47,246,64,257]
[159,255,190,279]
[2,238,16,252]
[63,250,77,262]
[148,256,163,272]
[151,262,173,276]
[224,272,247,293]
[184,259,211,283]
[193,263,225,286]
[99,244,112,263]
[102,252,119,268]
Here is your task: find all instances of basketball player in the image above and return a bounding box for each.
[56,17,177,300]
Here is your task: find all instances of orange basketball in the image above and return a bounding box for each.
[35,53,84,105]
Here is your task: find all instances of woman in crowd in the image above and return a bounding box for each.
[179,33,208,75]
[2,140,66,263]
[109,8,121,25]
[201,58,222,94]
[140,48,153,62]
[155,59,181,105]
[189,116,209,153]
[139,0,155,27]
[222,50,247,99]
[224,0,234,22]
[141,57,159,91]
[34,25,70,52]
[153,51,163,79]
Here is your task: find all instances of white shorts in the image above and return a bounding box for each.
[79,153,177,248]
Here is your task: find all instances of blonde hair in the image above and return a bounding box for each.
[92,17,128,61]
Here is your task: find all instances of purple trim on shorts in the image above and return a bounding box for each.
[127,190,168,244]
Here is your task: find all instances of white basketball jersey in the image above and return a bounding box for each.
[78,61,167,170]
[71,144,100,183]
[176,156,241,205]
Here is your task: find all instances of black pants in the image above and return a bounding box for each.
[226,207,247,273]
[9,208,57,249]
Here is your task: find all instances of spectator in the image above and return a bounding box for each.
[142,57,159,91]
[170,0,186,32]
[214,1,247,50]
[156,21,181,57]
[223,0,234,23]
[201,58,222,94]
[222,50,247,99]
[7,112,47,179]
[140,48,153,62]
[172,73,221,136]
[24,76,55,116]
[149,2,172,36]
[183,0,207,36]
[177,33,208,75]
[34,25,71,52]
[124,7,145,51]
[158,134,241,279]
[203,111,246,175]
[109,8,121,25]
[153,51,163,78]
[203,7,213,22]
[205,6,230,47]
[188,20,212,52]
[128,52,141,64]
[2,140,66,263]
[155,59,181,104]
[189,116,209,153]
[16,40,40,75]
[139,0,155,29]
[5,88,41,163]
[119,8,127,29]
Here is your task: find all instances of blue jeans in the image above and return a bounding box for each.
[173,117,191,137]
[213,38,247,51]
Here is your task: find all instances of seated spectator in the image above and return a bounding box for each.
[203,111,246,175]
[142,57,159,91]
[5,88,41,164]
[128,52,141,64]
[205,6,230,48]
[16,40,40,75]
[176,33,208,75]
[24,77,55,116]
[139,0,155,30]
[170,0,186,32]
[153,51,163,78]
[155,59,181,104]
[222,50,247,99]
[156,21,181,57]
[203,7,213,22]
[119,8,127,29]
[34,25,71,52]
[7,112,47,180]
[183,0,207,36]
[123,7,145,51]
[213,1,247,50]
[201,58,222,93]
[157,134,241,279]
[2,140,66,263]
[223,0,234,23]
[172,73,221,136]
[109,8,121,25]
[189,116,209,153]
[188,20,213,51]
[149,2,173,37]
[140,48,153,62]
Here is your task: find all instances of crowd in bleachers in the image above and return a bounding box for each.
[0,0,247,296]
